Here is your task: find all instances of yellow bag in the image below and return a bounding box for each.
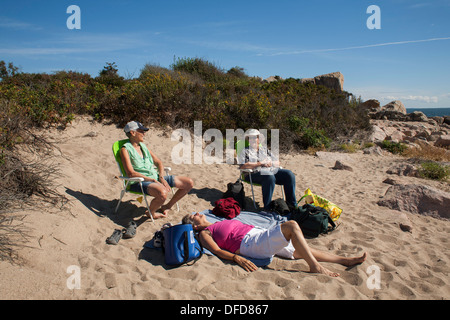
[299,189,342,222]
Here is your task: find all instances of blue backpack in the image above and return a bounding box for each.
[163,224,203,266]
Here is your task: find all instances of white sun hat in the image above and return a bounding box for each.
[245,129,261,136]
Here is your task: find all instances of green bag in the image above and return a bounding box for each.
[289,204,336,238]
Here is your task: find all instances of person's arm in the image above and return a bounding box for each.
[239,161,263,170]
[240,158,275,169]
[199,230,258,272]
[148,148,171,190]
[148,149,165,178]
[119,147,157,182]
[238,148,264,170]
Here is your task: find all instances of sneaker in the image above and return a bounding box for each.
[153,231,164,248]
[106,229,123,245]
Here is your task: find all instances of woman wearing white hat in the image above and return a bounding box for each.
[120,121,194,219]
[238,129,297,209]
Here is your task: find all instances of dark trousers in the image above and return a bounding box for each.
[245,168,297,209]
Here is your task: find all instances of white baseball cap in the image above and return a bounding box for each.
[124,121,149,133]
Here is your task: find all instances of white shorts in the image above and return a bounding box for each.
[239,224,295,260]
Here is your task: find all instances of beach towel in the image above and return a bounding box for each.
[202,209,286,229]
[200,209,287,266]
[144,210,287,267]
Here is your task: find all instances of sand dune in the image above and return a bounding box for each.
[1,116,449,300]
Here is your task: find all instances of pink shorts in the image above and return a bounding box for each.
[239,224,295,260]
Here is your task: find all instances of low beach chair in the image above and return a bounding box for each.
[112,139,178,223]
[235,139,285,209]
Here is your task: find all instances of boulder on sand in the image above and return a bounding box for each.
[377,184,450,219]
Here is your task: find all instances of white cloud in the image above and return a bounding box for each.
[383,95,439,103]
[0,17,42,31]
[0,32,153,56]
[0,47,104,55]
[180,39,273,54]
[348,86,444,106]
[409,3,432,9]
[268,37,450,56]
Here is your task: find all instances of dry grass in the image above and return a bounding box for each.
[402,141,450,162]
[0,99,68,261]
[0,215,29,263]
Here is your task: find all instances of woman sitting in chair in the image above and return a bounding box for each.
[238,129,297,210]
[120,121,194,219]
[183,212,367,276]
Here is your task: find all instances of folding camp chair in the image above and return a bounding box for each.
[112,139,178,223]
[235,140,284,209]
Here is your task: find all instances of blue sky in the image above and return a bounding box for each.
[1,0,449,108]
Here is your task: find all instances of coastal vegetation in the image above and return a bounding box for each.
[0,58,369,151]
[418,161,450,181]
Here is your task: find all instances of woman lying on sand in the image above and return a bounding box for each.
[120,121,194,219]
[183,212,367,277]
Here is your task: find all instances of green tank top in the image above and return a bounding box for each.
[122,141,159,183]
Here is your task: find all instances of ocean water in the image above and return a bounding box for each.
[406,108,450,117]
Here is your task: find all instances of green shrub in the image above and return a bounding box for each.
[340,143,359,153]
[418,162,450,181]
[227,66,248,78]
[96,62,125,88]
[0,61,20,81]
[139,63,172,79]
[381,140,407,154]
[171,57,226,83]
[287,116,330,148]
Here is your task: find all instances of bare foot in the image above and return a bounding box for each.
[145,210,167,220]
[343,252,367,267]
[153,211,167,219]
[159,204,172,214]
[309,264,340,277]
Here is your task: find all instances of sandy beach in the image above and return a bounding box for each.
[0,116,449,300]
